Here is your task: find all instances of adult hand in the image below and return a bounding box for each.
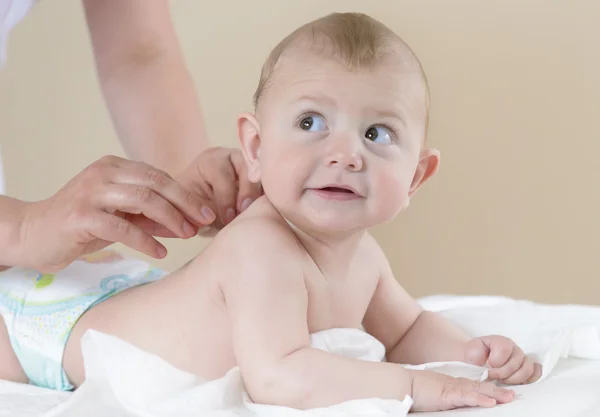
[17,155,217,273]
[175,147,263,235]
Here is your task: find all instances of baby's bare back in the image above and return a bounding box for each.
[63,198,380,387]
[62,247,235,386]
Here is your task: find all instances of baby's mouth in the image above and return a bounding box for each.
[309,185,364,200]
[319,186,356,194]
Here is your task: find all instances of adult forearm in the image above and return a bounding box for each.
[0,196,27,269]
[83,0,209,176]
[247,347,412,410]
[97,52,209,176]
[388,311,471,365]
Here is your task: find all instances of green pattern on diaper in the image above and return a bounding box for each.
[35,274,55,289]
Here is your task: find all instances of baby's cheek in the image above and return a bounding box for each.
[372,172,411,221]
[260,152,306,201]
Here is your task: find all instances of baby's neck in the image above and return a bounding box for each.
[285,219,367,280]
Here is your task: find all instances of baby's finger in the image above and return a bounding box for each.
[464,338,490,366]
[458,391,497,408]
[475,381,515,405]
[501,356,534,385]
[526,362,543,384]
[489,346,525,381]
[449,380,514,409]
[485,339,515,368]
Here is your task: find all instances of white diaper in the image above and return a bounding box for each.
[0,250,166,391]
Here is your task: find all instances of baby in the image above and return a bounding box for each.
[0,12,541,412]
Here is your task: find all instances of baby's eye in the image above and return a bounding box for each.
[299,114,327,132]
[365,126,393,144]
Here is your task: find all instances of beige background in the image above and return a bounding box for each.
[1,1,598,305]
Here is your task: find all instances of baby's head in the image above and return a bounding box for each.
[238,12,440,236]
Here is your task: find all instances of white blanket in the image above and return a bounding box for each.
[1,295,599,417]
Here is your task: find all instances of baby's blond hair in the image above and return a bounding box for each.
[253,12,429,112]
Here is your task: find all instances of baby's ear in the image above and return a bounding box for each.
[237,112,262,183]
[409,147,440,197]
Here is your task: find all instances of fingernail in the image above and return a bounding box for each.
[240,198,253,212]
[157,246,167,258]
[225,208,236,224]
[201,206,216,221]
[183,221,196,237]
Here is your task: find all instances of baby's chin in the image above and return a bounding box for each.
[278,207,380,239]
[263,193,400,238]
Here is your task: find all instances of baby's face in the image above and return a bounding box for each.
[241,51,438,235]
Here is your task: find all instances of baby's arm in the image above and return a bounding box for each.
[362,240,471,365]
[221,220,413,409]
[362,241,541,390]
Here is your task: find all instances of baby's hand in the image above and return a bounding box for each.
[408,369,514,412]
[465,335,542,385]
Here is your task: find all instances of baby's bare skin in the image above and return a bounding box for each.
[63,197,382,387]
[61,197,525,412]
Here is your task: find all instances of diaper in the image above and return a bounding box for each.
[0,250,167,391]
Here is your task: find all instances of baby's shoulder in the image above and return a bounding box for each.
[358,232,388,262]
[208,202,308,291]
[354,232,391,276]
[212,201,303,262]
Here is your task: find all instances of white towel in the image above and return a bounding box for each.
[42,329,415,417]
[4,296,597,417]
[420,295,600,381]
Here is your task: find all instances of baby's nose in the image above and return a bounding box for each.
[325,151,363,171]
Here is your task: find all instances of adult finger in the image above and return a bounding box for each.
[123,214,179,238]
[209,154,239,226]
[230,150,262,213]
[111,163,216,227]
[100,183,196,239]
[87,211,166,259]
